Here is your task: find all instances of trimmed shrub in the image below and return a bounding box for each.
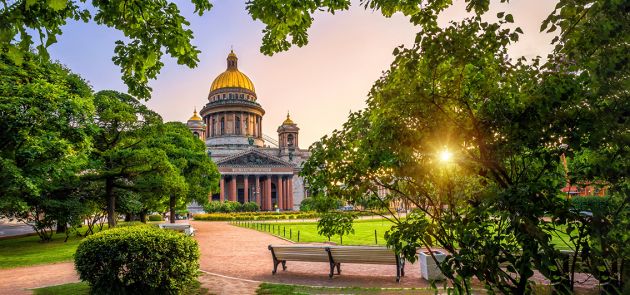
[74,225,199,294]
[193,211,320,221]
[223,201,241,212]
[148,214,163,221]
[571,196,610,217]
[242,202,259,212]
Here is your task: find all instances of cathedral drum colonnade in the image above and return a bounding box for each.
[186,50,310,211]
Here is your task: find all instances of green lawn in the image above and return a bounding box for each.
[238,219,575,250]
[240,219,393,245]
[0,231,93,269]
[32,282,90,295]
[32,281,208,295]
[0,222,158,269]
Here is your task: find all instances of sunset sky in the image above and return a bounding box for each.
[48,0,557,148]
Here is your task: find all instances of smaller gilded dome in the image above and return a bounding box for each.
[282,112,295,125]
[188,109,202,121]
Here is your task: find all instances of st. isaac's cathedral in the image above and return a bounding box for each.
[185,50,310,211]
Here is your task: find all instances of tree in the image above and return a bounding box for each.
[317,212,356,245]
[1,0,213,98]
[84,90,169,228]
[0,52,94,241]
[297,1,628,294]
[145,122,219,223]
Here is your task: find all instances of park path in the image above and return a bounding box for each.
[0,262,79,295]
[193,221,431,293]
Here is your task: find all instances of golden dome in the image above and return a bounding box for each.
[210,50,256,93]
[189,109,202,121]
[282,112,295,125]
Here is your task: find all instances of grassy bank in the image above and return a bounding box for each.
[0,222,154,269]
[235,219,575,250]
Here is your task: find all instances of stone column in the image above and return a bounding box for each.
[206,115,211,137]
[282,176,289,210]
[259,116,263,138]
[255,176,261,207]
[277,175,284,211]
[265,176,272,211]
[219,176,225,202]
[288,176,294,210]
[243,175,249,203]
[232,113,237,135]
[229,176,237,202]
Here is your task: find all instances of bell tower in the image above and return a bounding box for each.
[277,112,299,154]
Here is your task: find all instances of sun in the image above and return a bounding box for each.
[439,150,453,163]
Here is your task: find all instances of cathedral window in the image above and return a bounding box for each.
[220,117,225,135]
[287,134,294,147]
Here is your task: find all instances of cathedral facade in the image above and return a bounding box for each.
[186,51,309,211]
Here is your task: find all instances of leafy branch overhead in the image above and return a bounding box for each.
[0,0,213,99]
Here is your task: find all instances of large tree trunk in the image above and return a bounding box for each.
[169,195,176,224]
[140,210,147,223]
[106,177,116,228]
[56,222,67,234]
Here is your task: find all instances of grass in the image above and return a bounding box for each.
[237,219,575,250]
[32,282,90,295]
[32,280,209,295]
[0,231,95,269]
[0,222,157,269]
[241,219,393,246]
[256,283,439,295]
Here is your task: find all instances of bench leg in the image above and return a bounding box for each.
[328,262,335,278]
[336,263,341,275]
[401,260,405,277]
[282,261,287,271]
[272,259,282,274]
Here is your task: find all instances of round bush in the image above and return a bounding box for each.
[74,225,199,294]
[148,214,163,221]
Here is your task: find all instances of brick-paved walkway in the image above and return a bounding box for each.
[0,262,79,295]
[193,221,432,292]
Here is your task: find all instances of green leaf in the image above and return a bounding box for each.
[6,46,24,65]
[497,12,505,18]
[26,0,38,8]
[47,0,67,11]
[505,14,514,23]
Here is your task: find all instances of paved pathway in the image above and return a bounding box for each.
[193,221,432,293]
[0,262,78,295]
[0,222,35,238]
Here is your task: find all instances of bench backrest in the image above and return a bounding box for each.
[270,245,329,262]
[328,246,398,265]
[159,224,191,230]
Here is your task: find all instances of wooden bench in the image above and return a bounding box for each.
[268,244,405,282]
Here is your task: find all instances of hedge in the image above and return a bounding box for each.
[148,214,163,221]
[203,201,259,213]
[74,225,200,294]
[193,210,379,221]
[193,212,320,221]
